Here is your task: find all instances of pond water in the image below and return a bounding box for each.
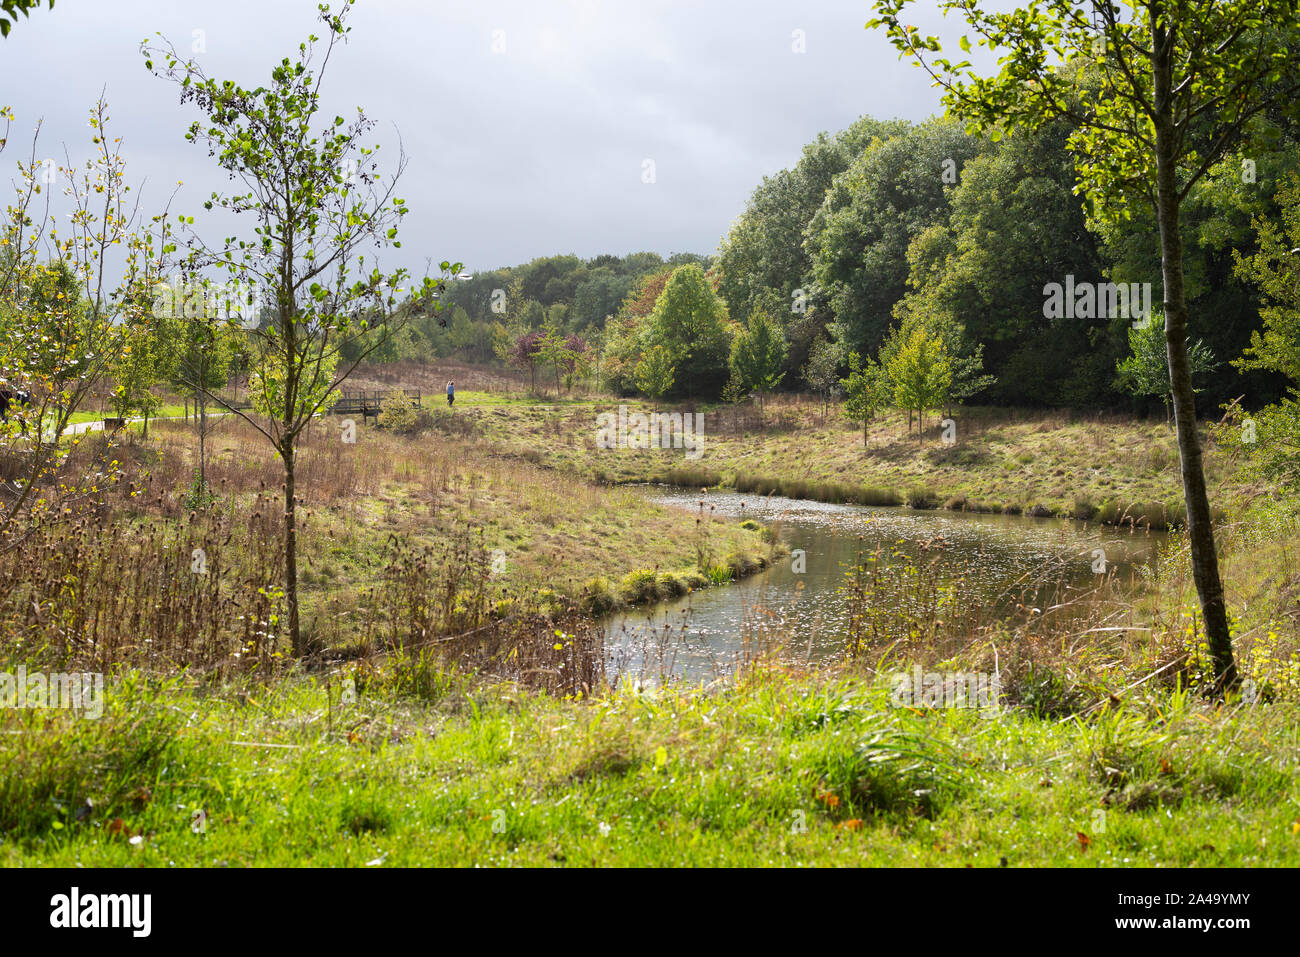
[604,486,1170,683]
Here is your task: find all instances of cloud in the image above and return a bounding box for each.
[2,0,957,275]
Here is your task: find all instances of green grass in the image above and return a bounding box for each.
[456,399,1215,528]
[3,667,1295,866]
[53,404,193,428]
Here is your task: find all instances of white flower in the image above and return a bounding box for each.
[598,822,611,837]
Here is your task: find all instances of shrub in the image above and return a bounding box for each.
[904,485,936,509]
[656,572,689,598]
[377,390,419,433]
[581,577,618,616]
[618,569,660,605]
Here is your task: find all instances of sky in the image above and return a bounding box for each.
[1,0,974,275]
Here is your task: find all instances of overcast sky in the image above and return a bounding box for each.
[2,0,971,275]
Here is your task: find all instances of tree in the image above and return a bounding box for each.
[143,2,458,657]
[571,272,631,330]
[510,329,546,392]
[717,116,907,327]
[107,314,165,436]
[535,324,582,395]
[888,326,952,438]
[1116,311,1217,425]
[806,116,983,360]
[1222,177,1300,488]
[727,308,787,411]
[643,264,732,398]
[889,293,993,412]
[841,350,888,444]
[559,334,590,392]
[634,344,676,400]
[892,120,1110,406]
[868,0,1300,689]
[0,100,166,551]
[162,280,243,492]
[376,388,418,433]
[803,336,842,423]
[1233,173,1300,383]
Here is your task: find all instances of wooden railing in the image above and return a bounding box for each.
[330,390,421,423]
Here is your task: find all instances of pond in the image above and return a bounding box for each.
[604,486,1171,683]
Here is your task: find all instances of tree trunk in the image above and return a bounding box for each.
[1151,18,1236,690]
[282,440,302,657]
[198,397,207,497]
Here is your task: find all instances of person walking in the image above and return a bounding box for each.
[446,380,455,408]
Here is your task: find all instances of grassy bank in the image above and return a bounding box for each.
[0,413,775,674]
[2,665,1295,867]
[448,396,1222,529]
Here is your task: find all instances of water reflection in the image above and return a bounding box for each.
[605,487,1169,683]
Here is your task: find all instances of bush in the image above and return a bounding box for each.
[904,485,936,509]
[581,577,619,616]
[618,569,660,605]
[656,572,689,598]
[377,390,420,433]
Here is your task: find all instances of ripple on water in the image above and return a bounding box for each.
[604,486,1171,683]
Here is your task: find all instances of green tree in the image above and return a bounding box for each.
[888,326,952,438]
[144,2,458,656]
[841,350,888,444]
[868,0,1300,689]
[1223,174,1300,488]
[0,100,163,549]
[571,272,632,330]
[717,116,907,329]
[376,388,418,433]
[643,264,732,398]
[634,344,676,400]
[803,335,842,423]
[806,116,983,360]
[108,314,165,435]
[163,282,243,492]
[727,308,787,411]
[894,119,1111,406]
[1116,312,1217,425]
[1233,173,1300,383]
